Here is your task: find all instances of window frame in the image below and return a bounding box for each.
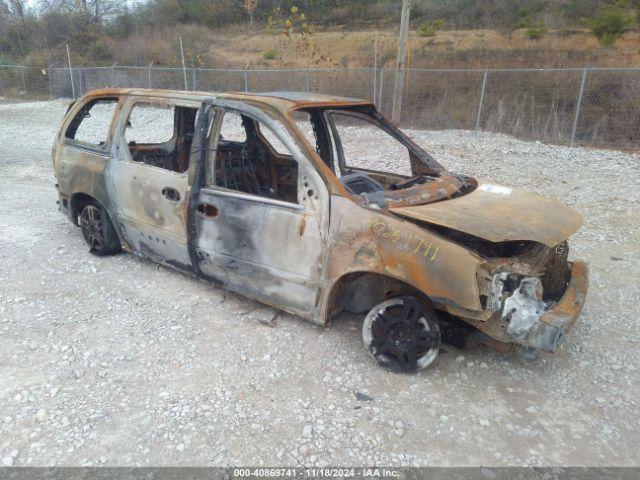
[124,101,177,149]
[118,96,201,177]
[324,108,443,178]
[64,96,119,154]
[205,105,308,211]
[218,110,249,144]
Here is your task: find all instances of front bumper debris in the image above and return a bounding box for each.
[521,261,588,352]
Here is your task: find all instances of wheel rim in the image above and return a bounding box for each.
[363,298,440,372]
[80,205,104,250]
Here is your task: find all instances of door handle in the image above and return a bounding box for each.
[161,187,181,202]
[197,203,219,218]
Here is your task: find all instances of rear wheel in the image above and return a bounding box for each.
[362,296,441,373]
[80,203,120,256]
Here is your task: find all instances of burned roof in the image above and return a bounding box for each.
[246,91,368,106]
[79,88,371,113]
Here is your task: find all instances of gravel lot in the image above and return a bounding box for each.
[1,100,639,467]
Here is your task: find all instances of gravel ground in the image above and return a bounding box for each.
[0,100,639,467]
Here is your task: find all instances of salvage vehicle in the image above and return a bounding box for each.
[53,88,588,372]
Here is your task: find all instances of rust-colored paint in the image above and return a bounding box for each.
[391,181,583,247]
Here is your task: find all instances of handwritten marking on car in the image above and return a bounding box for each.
[369,218,440,262]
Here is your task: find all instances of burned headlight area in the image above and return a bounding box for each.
[478,241,571,348]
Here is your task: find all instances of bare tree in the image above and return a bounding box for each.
[2,0,27,22]
[45,0,123,23]
[0,0,29,54]
[241,0,259,27]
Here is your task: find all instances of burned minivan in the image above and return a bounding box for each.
[53,89,588,372]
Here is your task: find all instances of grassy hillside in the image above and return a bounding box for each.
[99,25,640,69]
[4,0,640,68]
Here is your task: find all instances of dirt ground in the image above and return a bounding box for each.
[0,100,639,467]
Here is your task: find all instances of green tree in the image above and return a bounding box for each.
[586,0,633,45]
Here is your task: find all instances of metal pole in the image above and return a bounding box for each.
[148,62,153,88]
[179,36,188,91]
[66,44,75,100]
[243,66,249,92]
[192,68,196,90]
[21,66,26,93]
[373,31,378,105]
[378,67,385,112]
[48,64,53,98]
[475,68,488,135]
[305,68,310,93]
[111,63,117,87]
[391,0,411,123]
[571,67,588,148]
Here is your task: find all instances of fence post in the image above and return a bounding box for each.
[192,68,197,90]
[305,68,310,93]
[66,44,75,100]
[475,68,488,136]
[243,66,249,92]
[148,62,153,88]
[373,31,378,104]
[0,67,4,96]
[21,66,27,93]
[571,67,588,148]
[179,36,188,91]
[48,65,54,98]
[111,63,117,87]
[378,67,385,112]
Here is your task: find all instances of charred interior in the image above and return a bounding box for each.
[214,112,298,203]
[126,104,197,174]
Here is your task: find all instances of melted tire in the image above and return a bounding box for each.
[80,203,121,256]
[362,296,441,373]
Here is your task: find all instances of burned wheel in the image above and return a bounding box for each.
[362,296,441,373]
[80,203,120,256]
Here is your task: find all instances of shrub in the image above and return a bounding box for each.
[418,19,445,37]
[526,25,548,40]
[585,2,633,45]
[410,3,422,19]
[262,48,278,60]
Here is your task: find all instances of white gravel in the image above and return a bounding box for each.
[0,100,639,467]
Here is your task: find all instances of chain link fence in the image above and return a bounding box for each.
[1,64,639,150]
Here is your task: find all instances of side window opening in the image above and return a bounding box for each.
[124,102,198,174]
[219,112,247,143]
[256,123,289,156]
[65,97,118,148]
[212,110,299,204]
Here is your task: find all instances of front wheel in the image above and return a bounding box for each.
[362,296,441,373]
[80,203,121,256]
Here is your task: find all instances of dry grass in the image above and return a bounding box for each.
[102,25,640,69]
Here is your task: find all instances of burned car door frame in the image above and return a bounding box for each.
[189,99,330,318]
[105,96,201,269]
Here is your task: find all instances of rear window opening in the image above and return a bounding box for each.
[65,97,118,148]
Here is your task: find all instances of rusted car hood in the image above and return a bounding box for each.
[389,181,582,247]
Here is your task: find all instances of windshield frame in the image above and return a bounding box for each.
[322,105,445,178]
